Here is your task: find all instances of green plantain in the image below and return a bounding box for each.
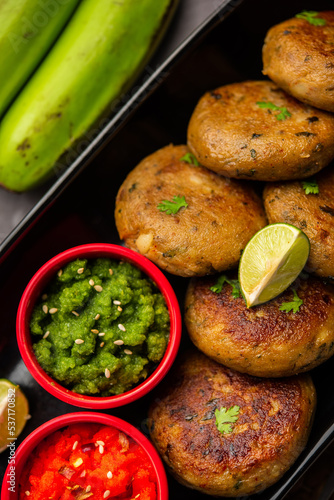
[0,0,81,118]
[0,0,178,192]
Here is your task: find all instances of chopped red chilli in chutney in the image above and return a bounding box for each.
[19,424,157,500]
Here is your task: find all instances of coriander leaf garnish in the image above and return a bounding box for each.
[276,107,291,121]
[302,179,319,195]
[256,101,291,121]
[210,275,227,293]
[230,281,241,298]
[180,152,200,166]
[296,11,326,26]
[279,289,303,314]
[210,275,241,298]
[215,405,240,435]
[157,195,188,215]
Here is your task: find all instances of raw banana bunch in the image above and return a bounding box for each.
[0,0,177,192]
[0,0,80,118]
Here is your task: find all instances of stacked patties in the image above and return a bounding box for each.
[115,11,334,497]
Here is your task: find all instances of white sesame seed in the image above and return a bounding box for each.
[114,340,124,346]
[73,457,83,468]
[86,485,92,493]
[94,285,103,292]
[117,306,122,312]
[77,268,84,274]
[124,349,132,355]
[80,470,86,478]
[103,491,110,499]
[109,269,113,275]
[49,308,58,314]
[118,324,126,332]
[43,331,50,339]
[95,313,100,320]
[89,279,95,286]
[113,300,121,305]
[42,305,48,314]
[98,332,105,337]
[75,339,84,345]
[72,310,79,316]
[57,269,63,277]
[42,294,48,300]
[25,492,30,496]
[105,368,111,379]
[99,445,104,454]
[91,329,99,334]
[135,495,140,499]
[72,440,78,451]
[96,440,105,446]
[107,471,113,479]
[100,342,105,347]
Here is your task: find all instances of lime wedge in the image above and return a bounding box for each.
[239,223,310,307]
[0,379,29,453]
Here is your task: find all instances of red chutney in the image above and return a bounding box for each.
[19,423,157,500]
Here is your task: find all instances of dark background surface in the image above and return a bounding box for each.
[1,0,334,498]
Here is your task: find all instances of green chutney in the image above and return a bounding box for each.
[30,258,170,396]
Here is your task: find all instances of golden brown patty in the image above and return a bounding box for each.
[115,144,266,277]
[187,80,334,181]
[264,166,334,278]
[263,11,334,112]
[185,275,334,377]
[148,350,316,497]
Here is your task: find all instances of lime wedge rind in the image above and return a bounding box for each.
[238,223,310,308]
[0,379,29,453]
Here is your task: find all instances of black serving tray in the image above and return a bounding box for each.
[1,0,334,498]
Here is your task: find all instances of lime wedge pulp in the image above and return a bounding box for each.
[0,379,29,453]
[238,223,310,308]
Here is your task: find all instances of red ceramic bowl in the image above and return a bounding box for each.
[1,412,168,500]
[16,243,181,409]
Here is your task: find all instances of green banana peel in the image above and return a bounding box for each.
[0,0,81,118]
[0,0,178,192]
